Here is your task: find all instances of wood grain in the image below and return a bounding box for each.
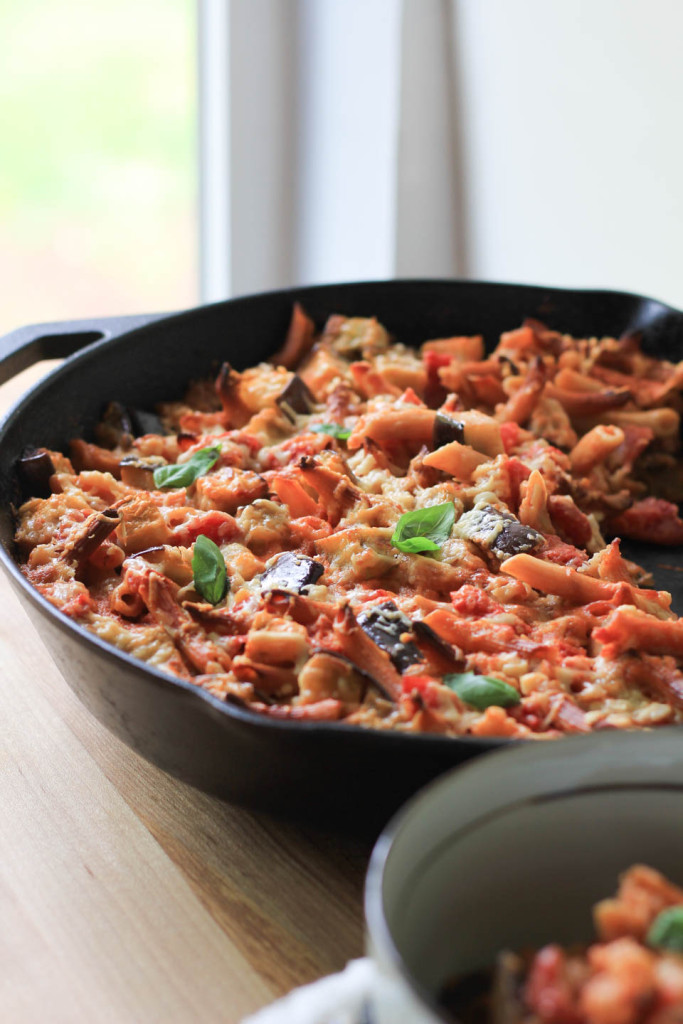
[0,362,370,1022]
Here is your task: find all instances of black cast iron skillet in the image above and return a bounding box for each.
[2,280,683,831]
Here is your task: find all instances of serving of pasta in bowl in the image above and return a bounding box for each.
[364,728,683,1022]
[2,279,683,823]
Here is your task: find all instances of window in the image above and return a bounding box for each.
[0,0,196,333]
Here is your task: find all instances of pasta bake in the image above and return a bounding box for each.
[13,307,683,737]
[441,865,683,1023]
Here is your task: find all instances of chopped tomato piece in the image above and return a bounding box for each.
[610,497,683,545]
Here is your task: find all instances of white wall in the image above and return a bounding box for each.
[200,0,683,310]
[295,0,402,286]
[452,0,683,308]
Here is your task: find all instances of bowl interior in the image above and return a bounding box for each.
[388,786,683,993]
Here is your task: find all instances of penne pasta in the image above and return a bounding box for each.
[594,606,683,657]
[501,553,621,604]
[421,335,484,362]
[569,424,625,474]
[422,440,489,480]
[596,406,680,440]
[346,406,435,450]
[518,470,553,533]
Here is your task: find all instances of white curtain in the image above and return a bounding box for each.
[199,0,683,310]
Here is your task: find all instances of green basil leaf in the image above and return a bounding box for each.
[192,534,228,605]
[153,445,221,489]
[310,423,352,441]
[391,502,455,555]
[444,671,521,710]
[393,536,441,553]
[647,906,683,952]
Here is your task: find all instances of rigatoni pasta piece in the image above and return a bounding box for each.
[349,360,402,399]
[269,474,322,519]
[346,406,435,451]
[454,410,504,457]
[422,440,488,480]
[297,457,368,525]
[215,362,252,427]
[334,604,404,702]
[502,554,671,616]
[497,324,537,354]
[495,357,545,424]
[421,335,484,362]
[554,367,604,393]
[421,608,539,657]
[518,470,553,533]
[299,345,351,400]
[377,360,428,396]
[61,508,121,564]
[193,466,269,515]
[140,569,235,674]
[244,619,310,666]
[594,606,683,657]
[596,407,680,441]
[117,495,174,553]
[297,652,364,704]
[254,698,345,721]
[501,553,624,604]
[269,302,316,369]
[544,382,632,416]
[70,439,122,478]
[570,424,625,474]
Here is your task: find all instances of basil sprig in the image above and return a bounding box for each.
[391,502,456,554]
[647,906,683,952]
[444,672,520,710]
[310,423,351,441]
[192,534,228,605]
[153,445,221,489]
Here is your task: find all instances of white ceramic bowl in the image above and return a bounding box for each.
[365,730,683,1022]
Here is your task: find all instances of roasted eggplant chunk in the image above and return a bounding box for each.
[357,601,423,673]
[129,407,166,437]
[454,503,543,560]
[276,375,316,422]
[260,550,324,593]
[18,447,56,498]
[96,401,166,447]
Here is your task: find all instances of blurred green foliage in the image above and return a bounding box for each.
[0,0,196,328]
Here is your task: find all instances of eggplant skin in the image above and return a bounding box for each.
[276,375,316,421]
[129,408,166,438]
[434,412,466,448]
[454,504,543,559]
[357,601,423,673]
[17,448,55,499]
[260,550,324,593]
[97,402,165,443]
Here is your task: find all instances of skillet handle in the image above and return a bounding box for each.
[0,312,170,387]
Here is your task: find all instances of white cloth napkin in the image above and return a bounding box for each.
[242,957,424,1024]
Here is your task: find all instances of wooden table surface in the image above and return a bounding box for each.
[0,363,372,1023]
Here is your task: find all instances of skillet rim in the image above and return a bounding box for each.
[2,275,682,755]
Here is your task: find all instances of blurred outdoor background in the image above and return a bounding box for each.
[0,0,196,332]
[2,0,683,335]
